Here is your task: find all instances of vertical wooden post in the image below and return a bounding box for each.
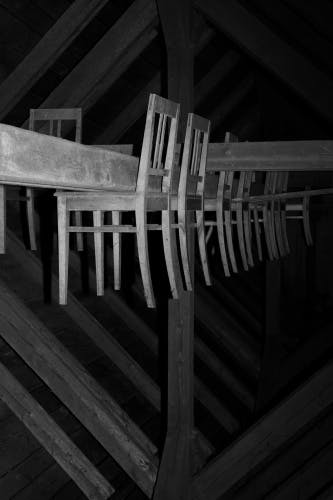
[256,260,282,412]
[153,0,195,498]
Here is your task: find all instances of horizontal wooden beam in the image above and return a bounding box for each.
[207,140,333,171]
[193,361,333,499]
[0,0,109,121]
[0,361,113,500]
[0,124,138,190]
[0,280,158,496]
[196,0,333,123]
[22,0,158,125]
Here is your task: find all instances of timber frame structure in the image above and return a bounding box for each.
[0,0,333,499]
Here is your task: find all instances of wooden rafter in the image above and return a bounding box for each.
[0,280,158,496]
[195,0,333,123]
[0,362,114,500]
[0,0,109,121]
[95,47,238,145]
[193,361,333,500]
[22,0,158,128]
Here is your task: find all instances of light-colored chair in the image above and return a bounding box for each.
[26,108,83,251]
[176,112,211,290]
[55,94,181,308]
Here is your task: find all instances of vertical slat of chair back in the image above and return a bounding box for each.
[137,94,179,195]
[179,113,210,203]
[29,108,82,143]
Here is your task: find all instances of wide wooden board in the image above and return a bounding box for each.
[0,124,138,190]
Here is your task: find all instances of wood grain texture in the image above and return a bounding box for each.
[0,124,138,190]
[0,280,158,496]
[207,141,333,172]
[0,362,113,500]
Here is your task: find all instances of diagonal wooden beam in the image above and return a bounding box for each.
[208,74,254,132]
[94,44,237,145]
[22,0,158,128]
[0,0,110,121]
[0,361,114,500]
[193,361,333,500]
[0,280,158,497]
[195,0,333,123]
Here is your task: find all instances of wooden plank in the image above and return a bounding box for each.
[256,260,282,413]
[232,410,333,499]
[0,0,109,121]
[0,362,113,500]
[193,361,333,500]
[22,0,158,124]
[153,293,193,499]
[265,441,333,499]
[0,281,158,497]
[0,124,138,190]
[207,140,333,172]
[195,0,333,122]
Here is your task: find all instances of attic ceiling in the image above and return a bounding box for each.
[0,0,332,148]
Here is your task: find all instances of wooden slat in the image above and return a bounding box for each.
[22,0,158,124]
[0,0,109,121]
[207,140,333,172]
[195,0,333,122]
[0,280,158,497]
[0,124,138,190]
[193,361,333,500]
[0,362,114,500]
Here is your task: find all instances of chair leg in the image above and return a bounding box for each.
[274,200,286,257]
[269,201,279,259]
[216,205,231,277]
[243,206,254,267]
[303,196,313,245]
[263,205,274,261]
[252,205,263,262]
[236,202,248,271]
[74,211,84,251]
[280,203,290,254]
[93,211,104,296]
[178,208,192,290]
[26,187,37,251]
[57,197,70,305]
[0,185,6,254]
[112,211,121,290]
[135,205,155,308]
[225,210,238,273]
[196,209,211,285]
[162,210,180,298]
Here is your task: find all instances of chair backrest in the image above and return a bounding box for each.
[29,108,82,143]
[179,113,211,203]
[136,94,180,195]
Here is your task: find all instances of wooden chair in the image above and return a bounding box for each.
[26,108,83,251]
[204,132,239,277]
[177,112,211,290]
[286,180,313,246]
[55,94,180,308]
